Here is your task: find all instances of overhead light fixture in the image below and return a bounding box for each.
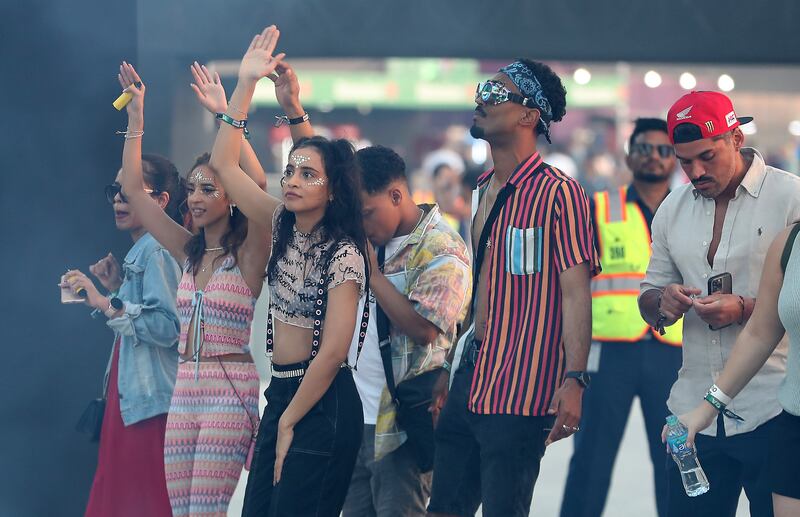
[717,74,735,92]
[679,72,697,90]
[573,68,591,85]
[644,70,662,88]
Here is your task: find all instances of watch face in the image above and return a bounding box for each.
[110,297,124,310]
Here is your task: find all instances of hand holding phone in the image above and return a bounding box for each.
[60,274,87,304]
[696,272,734,330]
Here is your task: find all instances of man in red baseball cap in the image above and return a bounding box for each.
[639,90,800,516]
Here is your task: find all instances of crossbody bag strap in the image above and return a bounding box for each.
[781,223,800,274]
[469,181,516,320]
[218,359,256,436]
[376,245,399,404]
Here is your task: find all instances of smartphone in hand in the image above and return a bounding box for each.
[707,272,733,330]
[60,275,85,304]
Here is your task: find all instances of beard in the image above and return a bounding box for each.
[469,123,485,139]
[633,170,669,184]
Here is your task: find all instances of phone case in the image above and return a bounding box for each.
[60,275,84,304]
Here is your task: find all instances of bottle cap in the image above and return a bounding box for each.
[666,415,678,425]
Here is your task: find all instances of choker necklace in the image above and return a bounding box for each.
[205,246,224,252]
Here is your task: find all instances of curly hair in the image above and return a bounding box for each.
[516,58,567,136]
[267,136,368,283]
[182,153,249,274]
[356,145,407,194]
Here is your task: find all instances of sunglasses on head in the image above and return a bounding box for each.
[631,143,675,159]
[104,181,157,204]
[475,80,533,107]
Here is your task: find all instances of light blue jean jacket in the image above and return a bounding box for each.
[101,232,181,426]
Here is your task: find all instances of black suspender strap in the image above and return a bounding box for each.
[266,240,371,367]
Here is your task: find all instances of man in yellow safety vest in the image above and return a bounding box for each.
[560,118,681,517]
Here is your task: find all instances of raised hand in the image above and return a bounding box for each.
[118,61,145,119]
[268,60,302,114]
[190,61,228,114]
[238,25,286,84]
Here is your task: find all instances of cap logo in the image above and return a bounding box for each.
[725,111,737,127]
[675,106,693,120]
[705,121,715,132]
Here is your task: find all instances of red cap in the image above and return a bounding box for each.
[666,91,753,144]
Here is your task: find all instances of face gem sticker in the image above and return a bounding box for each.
[290,153,312,167]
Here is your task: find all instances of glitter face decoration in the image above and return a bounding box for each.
[290,153,312,167]
[189,168,221,199]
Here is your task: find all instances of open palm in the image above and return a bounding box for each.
[238,25,285,83]
[190,61,227,114]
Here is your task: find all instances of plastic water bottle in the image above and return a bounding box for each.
[665,415,710,497]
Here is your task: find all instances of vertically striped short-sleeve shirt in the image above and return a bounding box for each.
[470,152,600,416]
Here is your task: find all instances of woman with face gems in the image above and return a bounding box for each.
[115,62,270,517]
[208,26,370,517]
[65,155,184,517]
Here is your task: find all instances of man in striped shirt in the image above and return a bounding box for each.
[428,60,600,517]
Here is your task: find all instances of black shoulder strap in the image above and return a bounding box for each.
[469,181,515,319]
[781,223,800,274]
[376,245,399,404]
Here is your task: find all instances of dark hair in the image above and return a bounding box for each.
[629,118,669,149]
[141,153,186,224]
[182,153,248,273]
[355,145,407,194]
[267,137,369,283]
[516,58,567,136]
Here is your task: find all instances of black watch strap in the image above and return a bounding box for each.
[565,370,591,388]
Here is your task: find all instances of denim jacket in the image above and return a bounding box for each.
[101,232,181,426]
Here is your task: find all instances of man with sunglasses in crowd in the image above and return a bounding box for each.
[560,118,682,517]
[427,59,599,517]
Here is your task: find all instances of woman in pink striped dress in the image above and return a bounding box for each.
[115,61,271,516]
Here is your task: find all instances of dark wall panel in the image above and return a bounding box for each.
[0,2,137,515]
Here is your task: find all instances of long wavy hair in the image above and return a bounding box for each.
[183,153,248,273]
[267,136,368,283]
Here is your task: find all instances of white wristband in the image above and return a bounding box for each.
[709,384,732,405]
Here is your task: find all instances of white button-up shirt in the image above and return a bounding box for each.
[641,148,800,437]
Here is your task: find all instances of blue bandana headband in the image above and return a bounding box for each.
[499,61,554,143]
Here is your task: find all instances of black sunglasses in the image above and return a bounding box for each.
[104,181,157,204]
[631,143,675,159]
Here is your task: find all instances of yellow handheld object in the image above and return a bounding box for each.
[113,89,133,111]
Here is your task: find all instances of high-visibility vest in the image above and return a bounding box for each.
[592,187,682,346]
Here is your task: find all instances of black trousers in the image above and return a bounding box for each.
[242,364,363,517]
[666,413,777,517]
[428,357,553,517]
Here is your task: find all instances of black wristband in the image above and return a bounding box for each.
[274,112,309,127]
